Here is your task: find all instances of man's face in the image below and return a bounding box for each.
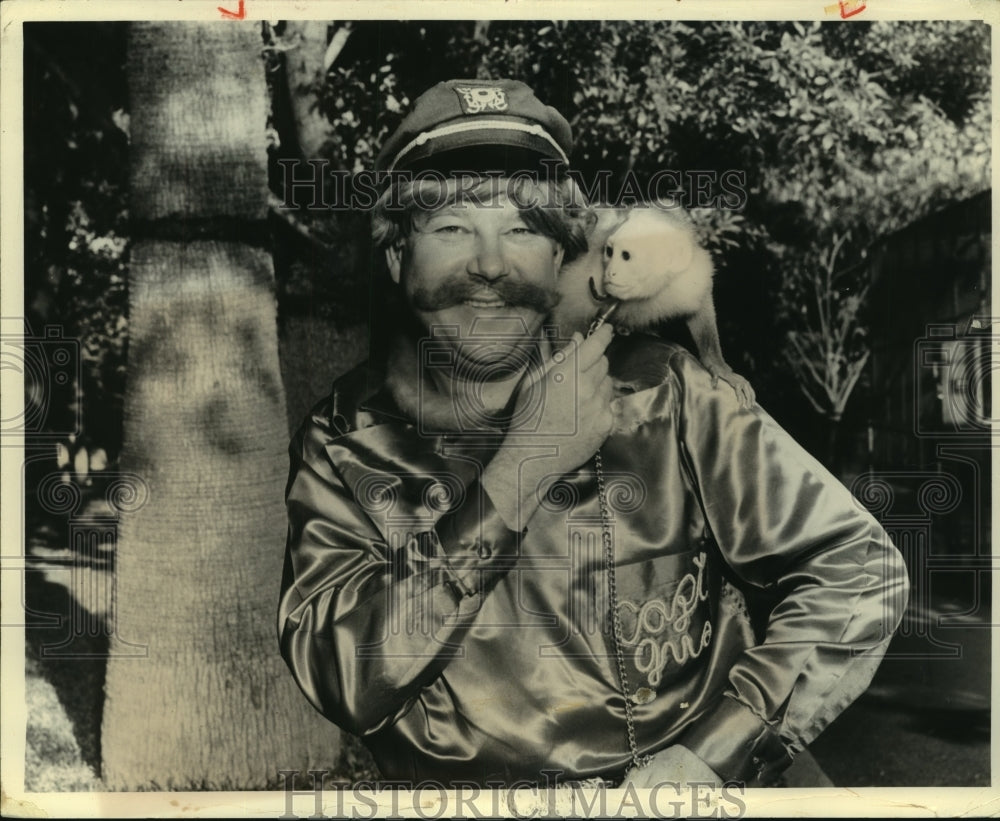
[386,188,565,371]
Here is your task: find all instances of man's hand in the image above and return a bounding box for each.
[483,323,615,528]
[619,745,723,789]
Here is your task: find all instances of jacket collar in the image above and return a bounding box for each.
[356,380,411,424]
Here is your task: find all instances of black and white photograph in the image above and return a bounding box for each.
[0,1,994,817]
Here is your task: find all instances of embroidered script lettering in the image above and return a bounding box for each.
[618,551,712,688]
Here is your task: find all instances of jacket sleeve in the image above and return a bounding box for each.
[666,351,910,785]
[277,412,522,737]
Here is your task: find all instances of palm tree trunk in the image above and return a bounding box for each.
[101,21,339,790]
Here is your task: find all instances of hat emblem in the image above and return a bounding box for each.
[454,85,509,115]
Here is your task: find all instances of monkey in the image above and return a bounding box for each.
[550,205,628,335]
[552,203,755,409]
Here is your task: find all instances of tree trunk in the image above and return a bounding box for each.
[282,20,335,161]
[101,21,339,790]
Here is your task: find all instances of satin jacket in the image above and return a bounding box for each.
[278,334,909,786]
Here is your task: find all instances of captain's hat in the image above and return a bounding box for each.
[374,79,573,175]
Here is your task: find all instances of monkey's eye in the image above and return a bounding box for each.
[604,245,612,257]
[621,250,631,261]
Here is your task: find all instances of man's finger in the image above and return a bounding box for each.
[578,323,614,369]
[585,354,609,385]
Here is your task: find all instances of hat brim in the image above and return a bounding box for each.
[390,130,567,176]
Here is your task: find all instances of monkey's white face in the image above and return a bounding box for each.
[601,209,695,301]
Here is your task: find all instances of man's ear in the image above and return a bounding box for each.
[385,243,403,284]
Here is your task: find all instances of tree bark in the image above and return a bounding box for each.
[102,21,339,790]
[282,20,336,161]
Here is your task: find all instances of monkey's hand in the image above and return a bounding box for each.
[708,366,756,409]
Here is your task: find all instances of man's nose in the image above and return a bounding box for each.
[467,232,509,281]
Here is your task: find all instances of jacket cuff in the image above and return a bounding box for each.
[433,478,522,598]
[676,695,793,786]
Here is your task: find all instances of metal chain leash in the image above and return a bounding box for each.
[588,303,651,774]
[594,447,651,773]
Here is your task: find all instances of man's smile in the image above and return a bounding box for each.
[463,289,508,308]
[411,278,560,314]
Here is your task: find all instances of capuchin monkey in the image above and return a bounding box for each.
[553,203,755,409]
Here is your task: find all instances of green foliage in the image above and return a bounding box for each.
[27,20,991,450]
[302,18,988,261]
[24,23,130,456]
[301,19,988,425]
[307,22,485,171]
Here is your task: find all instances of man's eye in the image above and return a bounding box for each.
[509,226,537,235]
[434,225,466,234]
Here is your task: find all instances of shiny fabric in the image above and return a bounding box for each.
[278,334,909,786]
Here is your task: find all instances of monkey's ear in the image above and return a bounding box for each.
[663,228,696,273]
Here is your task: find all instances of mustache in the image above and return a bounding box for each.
[411,278,561,314]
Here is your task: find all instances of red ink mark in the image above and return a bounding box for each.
[839,0,866,18]
[218,0,245,19]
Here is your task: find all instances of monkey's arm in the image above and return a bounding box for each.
[686,293,756,409]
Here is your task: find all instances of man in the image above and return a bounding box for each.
[278,79,909,788]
